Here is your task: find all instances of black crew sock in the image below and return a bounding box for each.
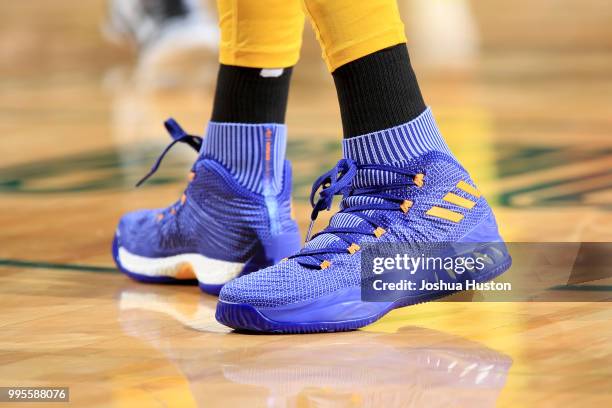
[332,44,426,139]
[211,64,293,124]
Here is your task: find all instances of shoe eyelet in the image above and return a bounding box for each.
[188,171,195,182]
[413,173,425,188]
[180,193,187,205]
[156,213,164,222]
[373,227,386,238]
[400,200,413,213]
[347,243,361,254]
[320,260,331,270]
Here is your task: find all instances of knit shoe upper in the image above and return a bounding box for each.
[114,119,300,290]
[219,151,496,308]
[216,109,510,332]
[117,158,296,262]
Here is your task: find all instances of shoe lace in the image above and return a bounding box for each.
[290,158,423,269]
[136,118,203,187]
[135,118,202,222]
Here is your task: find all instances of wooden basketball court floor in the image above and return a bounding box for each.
[0,1,610,406]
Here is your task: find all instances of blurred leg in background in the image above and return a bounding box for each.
[104,0,218,68]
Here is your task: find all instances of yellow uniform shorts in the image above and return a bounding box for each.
[216,0,406,72]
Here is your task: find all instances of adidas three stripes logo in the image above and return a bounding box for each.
[426,180,481,223]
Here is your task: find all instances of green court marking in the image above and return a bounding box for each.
[495,145,612,178]
[497,169,612,207]
[1,141,611,208]
[0,258,117,273]
[0,139,342,198]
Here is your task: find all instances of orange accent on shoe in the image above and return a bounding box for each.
[176,263,196,279]
[156,213,164,221]
[265,129,272,179]
[347,243,361,254]
[400,200,413,213]
[188,171,195,182]
[373,227,386,238]
[320,260,331,270]
[456,180,481,198]
[425,206,464,222]
[413,173,425,188]
[443,192,475,209]
[170,208,176,215]
[265,129,272,161]
[181,194,187,204]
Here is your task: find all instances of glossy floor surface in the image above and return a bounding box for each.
[1,0,611,406]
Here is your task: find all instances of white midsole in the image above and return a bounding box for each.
[118,247,245,284]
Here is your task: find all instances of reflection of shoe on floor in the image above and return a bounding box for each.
[119,288,305,408]
[222,326,512,407]
[104,0,218,69]
[117,287,234,408]
[118,288,223,334]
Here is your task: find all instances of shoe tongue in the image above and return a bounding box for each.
[306,102,456,254]
[351,166,415,190]
[304,167,414,251]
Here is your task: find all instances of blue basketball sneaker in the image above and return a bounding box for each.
[216,108,512,332]
[113,119,301,295]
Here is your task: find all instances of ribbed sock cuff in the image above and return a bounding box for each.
[202,122,287,195]
[342,108,452,165]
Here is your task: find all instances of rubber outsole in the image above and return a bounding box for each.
[112,234,299,295]
[198,281,225,296]
[215,256,512,334]
[112,236,198,285]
